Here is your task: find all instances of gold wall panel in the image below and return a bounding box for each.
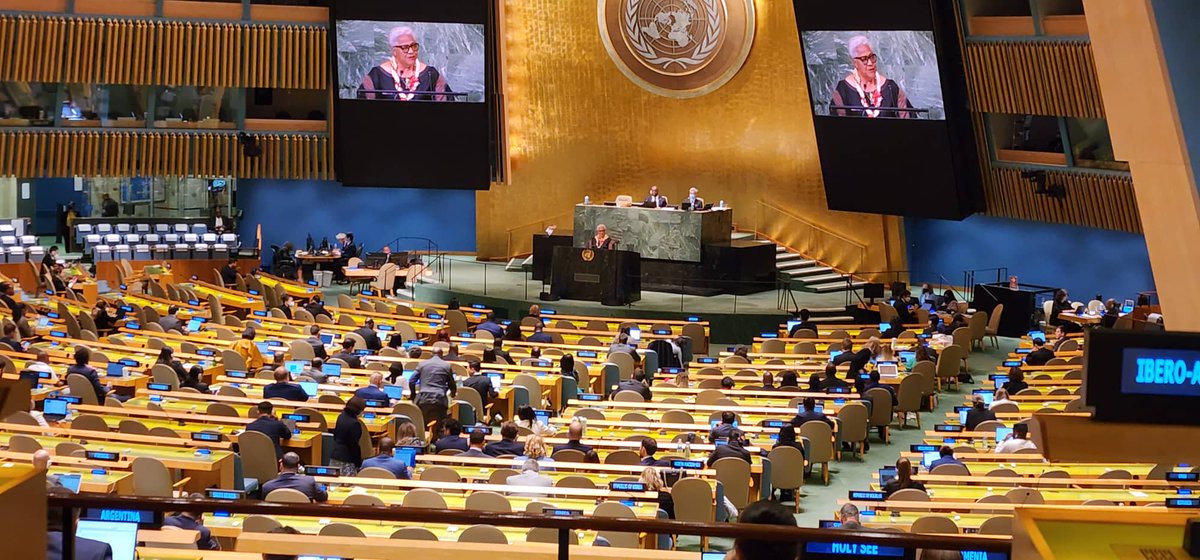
[0,14,325,89]
[965,41,1105,118]
[0,130,332,180]
[479,0,904,274]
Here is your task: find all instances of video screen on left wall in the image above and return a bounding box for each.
[335,21,486,103]
[332,0,493,190]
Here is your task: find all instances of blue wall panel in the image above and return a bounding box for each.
[1152,0,1200,199]
[905,215,1155,301]
[237,180,476,267]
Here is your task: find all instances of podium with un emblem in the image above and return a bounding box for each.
[550,246,641,306]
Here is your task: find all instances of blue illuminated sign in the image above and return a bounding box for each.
[1123,348,1200,397]
[805,542,905,557]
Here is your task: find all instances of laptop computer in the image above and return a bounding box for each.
[76,520,139,560]
[298,381,318,398]
[42,398,69,421]
[876,361,899,377]
[321,363,342,377]
[57,473,82,493]
[383,385,404,400]
[284,361,308,375]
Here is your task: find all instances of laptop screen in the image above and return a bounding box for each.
[186,318,203,332]
[487,372,503,391]
[106,363,125,378]
[75,520,139,560]
[981,392,994,405]
[254,342,271,354]
[921,451,940,468]
[57,473,82,493]
[393,445,420,469]
[993,375,1009,390]
[899,351,916,369]
[533,409,551,426]
[285,361,307,375]
[878,467,897,486]
[43,399,69,418]
[383,385,403,400]
[995,426,1013,441]
[298,381,318,398]
[320,333,334,345]
[959,410,969,425]
[321,363,342,377]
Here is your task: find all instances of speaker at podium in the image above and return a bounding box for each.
[550,246,641,306]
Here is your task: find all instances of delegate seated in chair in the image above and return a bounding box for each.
[262,452,328,502]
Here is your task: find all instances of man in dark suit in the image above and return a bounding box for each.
[1024,338,1055,366]
[100,193,118,217]
[262,452,328,502]
[638,437,670,466]
[220,257,239,286]
[263,368,309,402]
[461,360,498,414]
[163,493,219,550]
[709,411,741,443]
[475,313,504,339]
[352,373,390,403]
[611,369,652,401]
[818,364,851,392]
[552,420,594,455]
[787,309,819,337]
[643,185,668,208]
[305,296,330,320]
[339,232,359,260]
[526,322,553,343]
[929,446,967,472]
[707,437,752,466]
[791,397,834,427]
[433,418,469,453]
[331,339,362,369]
[0,323,22,352]
[304,325,328,359]
[0,282,31,337]
[964,395,997,430]
[681,186,705,210]
[245,401,292,458]
[862,371,897,406]
[460,430,490,458]
[484,422,525,457]
[46,486,114,560]
[353,318,382,351]
[159,305,183,333]
[492,339,513,364]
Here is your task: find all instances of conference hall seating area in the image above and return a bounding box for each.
[0,262,1187,560]
[76,223,242,262]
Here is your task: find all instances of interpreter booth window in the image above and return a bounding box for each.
[0,82,60,126]
[245,88,328,131]
[62,85,150,129]
[988,113,1066,166]
[1065,117,1128,171]
[153,86,239,130]
[82,177,225,218]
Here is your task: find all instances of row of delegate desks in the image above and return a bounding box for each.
[0,421,236,490]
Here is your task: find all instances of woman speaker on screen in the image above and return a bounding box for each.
[358,26,454,101]
[829,35,915,119]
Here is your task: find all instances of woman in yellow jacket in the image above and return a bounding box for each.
[231,327,265,371]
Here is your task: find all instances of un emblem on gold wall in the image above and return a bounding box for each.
[599,0,756,98]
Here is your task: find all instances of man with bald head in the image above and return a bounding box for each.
[643,185,668,208]
[551,420,593,455]
[33,449,51,471]
[361,437,411,479]
[263,367,309,402]
[353,372,390,402]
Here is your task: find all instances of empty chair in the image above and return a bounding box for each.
[909,516,959,534]
[593,501,639,548]
[8,434,42,453]
[555,475,596,489]
[527,527,579,545]
[319,523,365,538]
[402,488,447,508]
[458,524,507,544]
[390,527,439,540]
[356,467,396,479]
[1005,488,1044,505]
[799,420,834,484]
[419,466,461,483]
[118,420,150,435]
[132,457,187,497]
[767,446,805,511]
[265,488,312,503]
[604,450,640,465]
[978,516,1013,535]
[242,515,282,533]
[464,491,512,512]
[889,488,931,503]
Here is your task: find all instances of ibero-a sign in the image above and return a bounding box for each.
[599,0,756,98]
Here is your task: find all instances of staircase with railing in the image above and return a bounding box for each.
[750,200,870,294]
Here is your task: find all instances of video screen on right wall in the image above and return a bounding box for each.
[793,0,983,220]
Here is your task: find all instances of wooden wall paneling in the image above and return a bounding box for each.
[50,17,65,81]
[0,17,10,80]
[317,28,326,90]
[0,132,7,177]
[12,16,28,81]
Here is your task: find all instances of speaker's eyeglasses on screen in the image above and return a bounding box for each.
[392,43,420,53]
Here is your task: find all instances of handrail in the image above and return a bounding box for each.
[754,200,868,249]
[49,494,1012,554]
[504,211,572,259]
[753,200,869,277]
